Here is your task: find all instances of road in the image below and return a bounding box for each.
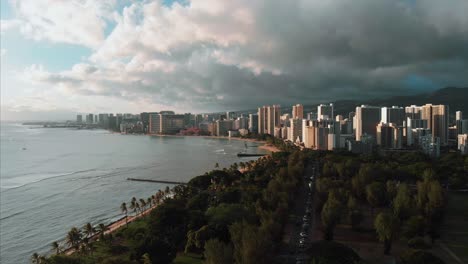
[277,159,320,264]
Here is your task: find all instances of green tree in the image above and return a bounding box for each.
[229,221,273,264]
[351,164,374,199]
[51,241,61,255]
[65,227,82,250]
[393,183,413,220]
[141,253,152,264]
[83,222,95,238]
[386,180,398,201]
[366,182,385,210]
[321,193,343,240]
[120,202,128,226]
[204,239,233,264]
[31,253,40,264]
[374,212,399,255]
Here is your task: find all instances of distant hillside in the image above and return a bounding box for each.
[329,87,468,117]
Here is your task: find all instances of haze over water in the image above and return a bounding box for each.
[0,123,266,264]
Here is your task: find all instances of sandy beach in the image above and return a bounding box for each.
[63,203,159,255]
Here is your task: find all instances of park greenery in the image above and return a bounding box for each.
[314,150,467,262]
[32,138,467,263]
[35,138,308,263]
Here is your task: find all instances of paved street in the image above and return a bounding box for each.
[277,159,320,264]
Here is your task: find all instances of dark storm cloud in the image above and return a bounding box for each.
[28,0,468,112]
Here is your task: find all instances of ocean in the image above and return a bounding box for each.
[0,122,266,263]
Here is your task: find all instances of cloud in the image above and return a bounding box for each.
[14,0,468,113]
[3,0,117,48]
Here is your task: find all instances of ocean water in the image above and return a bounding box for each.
[0,123,266,263]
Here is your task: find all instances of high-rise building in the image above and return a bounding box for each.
[406,118,429,146]
[257,106,268,135]
[458,134,468,154]
[355,105,381,142]
[289,118,303,142]
[381,106,405,126]
[248,114,258,133]
[303,120,338,150]
[267,105,281,135]
[86,114,94,124]
[216,120,233,136]
[421,104,449,146]
[377,123,403,149]
[456,111,463,121]
[76,115,83,123]
[456,120,468,135]
[420,134,440,158]
[317,103,334,120]
[405,105,422,119]
[292,104,304,119]
[149,112,185,134]
[307,112,318,121]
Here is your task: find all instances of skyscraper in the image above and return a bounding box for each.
[317,103,334,120]
[377,123,403,149]
[257,106,267,134]
[149,112,185,134]
[86,114,94,124]
[267,105,281,135]
[249,114,258,133]
[381,106,405,126]
[76,115,82,124]
[355,105,381,142]
[292,104,304,119]
[421,104,449,146]
[405,105,422,119]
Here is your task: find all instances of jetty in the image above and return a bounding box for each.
[237,153,266,157]
[127,178,187,185]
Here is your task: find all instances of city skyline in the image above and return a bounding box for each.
[2,0,468,121]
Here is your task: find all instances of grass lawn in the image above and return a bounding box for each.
[173,253,204,264]
[440,191,468,263]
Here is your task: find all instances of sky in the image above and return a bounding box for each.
[1,0,467,120]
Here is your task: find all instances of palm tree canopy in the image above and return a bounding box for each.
[120,202,127,213]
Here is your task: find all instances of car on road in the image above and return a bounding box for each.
[300,232,308,238]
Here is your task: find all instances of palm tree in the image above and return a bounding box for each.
[157,190,164,201]
[98,223,108,234]
[39,256,46,264]
[98,223,108,241]
[139,198,147,211]
[83,222,95,238]
[215,162,219,168]
[130,200,137,216]
[147,197,152,208]
[51,241,61,255]
[135,202,141,216]
[66,227,82,250]
[31,253,40,264]
[165,186,171,196]
[120,202,128,226]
